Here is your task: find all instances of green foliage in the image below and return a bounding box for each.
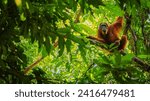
[0,0,150,84]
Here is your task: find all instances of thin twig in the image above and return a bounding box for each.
[24,56,44,75]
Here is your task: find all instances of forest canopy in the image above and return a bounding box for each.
[0,0,150,84]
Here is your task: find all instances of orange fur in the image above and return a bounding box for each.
[88,17,127,51]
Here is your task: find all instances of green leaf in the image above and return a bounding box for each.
[76,23,96,34]
[114,52,121,66]
[93,59,112,69]
[78,45,86,62]
[58,36,65,56]
[66,39,72,53]
[147,1,150,8]
[57,27,70,36]
[105,4,123,16]
[20,13,26,21]
[109,43,117,48]
[79,0,85,13]
[68,34,85,46]
[138,55,150,59]
[66,62,71,72]
[86,0,104,8]
[44,37,51,54]
[101,55,110,64]
[122,54,134,64]
[39,45,48,58]
[73,24,82,32]
[108,43,118,51]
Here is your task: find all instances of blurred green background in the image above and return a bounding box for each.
[0,0,150,84]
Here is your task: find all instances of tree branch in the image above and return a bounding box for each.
[24,56,44,75]
[132,57,150,71]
